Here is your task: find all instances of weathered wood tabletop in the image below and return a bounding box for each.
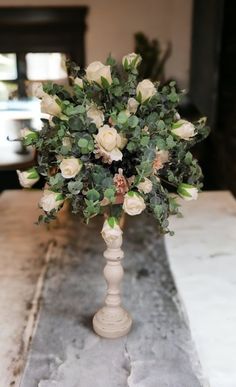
[0,190,206,387]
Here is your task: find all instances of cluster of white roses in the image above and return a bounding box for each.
[17,52,200,220]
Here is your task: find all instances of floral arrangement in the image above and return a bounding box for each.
[17,53,209,234]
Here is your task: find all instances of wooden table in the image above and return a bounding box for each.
[1,190,235,387]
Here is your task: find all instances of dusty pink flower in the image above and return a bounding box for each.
[113,168,129,195]
[153,150,169,172]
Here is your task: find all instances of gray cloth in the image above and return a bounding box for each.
[21,215,201,387]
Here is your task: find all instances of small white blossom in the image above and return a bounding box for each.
[59,157,82,179]
[136,79,156,103]
[172,120,196,140]
[177,183,198,201]
[87,105,104,128]
[122,53,141,69]
[123,192,146,216]
[86,61,112,86]
[17,168,39,188]
[41,94,61,116]
[39,190,64,212]
[137,178,153,194]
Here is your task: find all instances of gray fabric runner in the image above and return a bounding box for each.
[21,215,201,387]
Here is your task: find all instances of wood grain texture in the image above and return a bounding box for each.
[0,190,70,386]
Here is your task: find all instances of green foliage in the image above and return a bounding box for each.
[107,216,118,228]
[104,187,116,203]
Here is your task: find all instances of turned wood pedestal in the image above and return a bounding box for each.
[93,219,132,339]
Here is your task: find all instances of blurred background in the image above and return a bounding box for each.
[0,0,235,195]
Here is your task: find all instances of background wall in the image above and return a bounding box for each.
[0,0,193,88]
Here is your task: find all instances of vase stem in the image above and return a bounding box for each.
[92,218,132,338]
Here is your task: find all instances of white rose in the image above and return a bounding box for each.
[127,97,139,114]
[17,168,39,188]
[172,120,196,140]
[123,192,146,216]
[101,219,123,247]
[59,157,82,179]
[136,79,156,103]
[122,53,142,69]
[117,133,128,150]
[41,94,61,116]
[87,105,104,128]
[95,125,118,152]
[86,61,112,86]
[177,183,198,201]
[94,125,125,162]
[31,82,45,98]
[39,190,64,212]
[137,178,153,194]
[74,77,83,88]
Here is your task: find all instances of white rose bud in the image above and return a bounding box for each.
[86,61,112,86]
[59,157,82,179]
[122,52,142,69]
[17,168,39,188]
[172,120,196,140]
[123,191,146,216]
[177,183,198,201]
[136,79,156,103]
[87,105,104,128]
[39,190,64,212]
[101,218,123,248]
[31,82,45,99]
[74,77,83,88]
[41,94,61,116]
[127,97,139,114]
[137,177,153,194]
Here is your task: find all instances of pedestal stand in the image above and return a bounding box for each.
[93,219,132,338]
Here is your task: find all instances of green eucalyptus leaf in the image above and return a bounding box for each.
[78,138,89,148]
[128,115,139,128]
[140,136,149,146]
[68,180,83,194]
[104,187,116,202]
[69,116,84,131]
[117,111,128,124]
[86,189,100,201]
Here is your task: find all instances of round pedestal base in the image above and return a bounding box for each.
[93,306,132,339]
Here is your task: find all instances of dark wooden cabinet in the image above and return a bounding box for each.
[189,0,236,194]
[0,7,88,191]
[0,7,88,64]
